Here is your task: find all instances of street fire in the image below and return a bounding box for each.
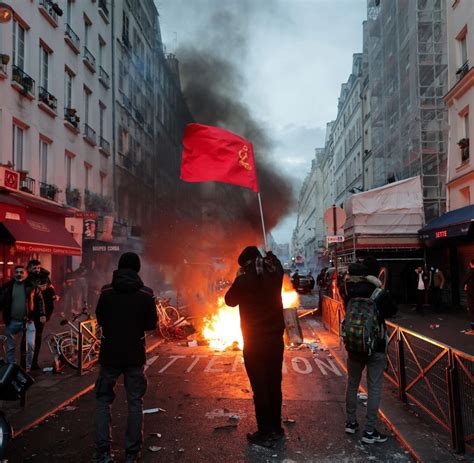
[202,279,300,351]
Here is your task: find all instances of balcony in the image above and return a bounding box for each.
[83,46,96,73]
[39,0,62,28]
[39,181,59,201]
[84,123,97,146]
[38,86,58,116]
[64,24,80,54]
[84,190,113,213]
[134,108,145,124]
[121,92,132,111]
[99,136,110,155]
[456,60,470,81]
[98,0,110,23]
[122,33,132,51]
[64,107,80,132]
[99,66,110,88]
[11,65,35,98]
[65,188,81,208]
[20,176,36,194]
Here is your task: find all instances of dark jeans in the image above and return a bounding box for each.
[430,287,442,311]
[243,333,284,434]
[32,320,44,367]
[95,365,147,455]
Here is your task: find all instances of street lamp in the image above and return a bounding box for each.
[0,2,12,23]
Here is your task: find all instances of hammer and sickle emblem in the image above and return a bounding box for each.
[238,145,252,171]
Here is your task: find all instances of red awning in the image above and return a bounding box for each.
[2,211,82,256]
[0,194,26,222]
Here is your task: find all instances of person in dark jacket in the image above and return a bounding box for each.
[94,252,157,463]
[341,257,397,444]
[27,259,57,370]
[225,247,285,448]
[464,259,474,334]
[0,265,45,371]
[291,269,300,291]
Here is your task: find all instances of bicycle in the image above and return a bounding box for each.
[155,297,180,340]
[46,303,101,370]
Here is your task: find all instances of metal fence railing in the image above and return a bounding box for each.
[321,296,474,453]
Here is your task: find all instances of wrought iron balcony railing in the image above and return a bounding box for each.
[38,86,57,111]
[83,46,96,71]
[39,181,58,201]
[39,0,58,24]
[20,176,36,194]
[12,65,35,95]
[456,60,470,81]
[84,123,97,145]
[98,0,109,18]
[64,107,80,128]
[99,136,110,154]
[64,23,80,51]
[99,66,110,88]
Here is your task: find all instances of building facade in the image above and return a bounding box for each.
[0,0,114,284]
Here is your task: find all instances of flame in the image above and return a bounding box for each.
[202,296,243,351]
[202,279,300,351]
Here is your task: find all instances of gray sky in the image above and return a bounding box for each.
[157,0,366,243]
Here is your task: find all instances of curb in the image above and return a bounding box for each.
[13,336,164,439]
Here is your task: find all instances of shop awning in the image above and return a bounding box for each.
[0,194,26,222]
[1,211,82,256]
[419,205,474,241]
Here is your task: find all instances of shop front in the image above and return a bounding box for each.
[419,204,474,307]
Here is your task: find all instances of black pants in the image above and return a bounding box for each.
[243,333,284,434]
[32,320,44,367]
[416,290,425,313]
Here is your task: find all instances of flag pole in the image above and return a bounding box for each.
[257,193,268,251]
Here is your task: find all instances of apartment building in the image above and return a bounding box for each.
[0,0,113,284]
[367,0,448,223]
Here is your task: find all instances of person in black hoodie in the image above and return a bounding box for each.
[27,259,57,370]
[341,257,397,444]
[94,252,157,463]
[225,246,285,448]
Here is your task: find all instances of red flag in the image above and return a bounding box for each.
[180,123,259,193]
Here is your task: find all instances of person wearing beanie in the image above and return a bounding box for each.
[225,247,285,448]
[94,252,157,463]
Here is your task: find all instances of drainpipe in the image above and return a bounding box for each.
[111,0,117,216]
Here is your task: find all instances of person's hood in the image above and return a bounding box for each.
[112,268,144,293]
[346,275,382,288]
[366,275,382,288]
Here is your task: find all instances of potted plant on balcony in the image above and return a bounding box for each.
[0,54,9,65]
[52,2,63,16]
[457,138,469,147]
[66,188,81,207]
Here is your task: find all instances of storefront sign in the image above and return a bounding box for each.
[74,211,98,219]
[84,219,97,240]
[15,243,82,256]
[0,167,19,191]
[92,245,121,252]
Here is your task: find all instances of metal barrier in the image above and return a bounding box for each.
[77,319,101,376]
[321,296,474,453]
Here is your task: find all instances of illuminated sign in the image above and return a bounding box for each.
[435,230,448,239]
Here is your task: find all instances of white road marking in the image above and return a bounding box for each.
[145,355,159,371]
[186,355,207,373]
[204,355,224,373]
[314,358,342,376]
[291,357,313,374]
[158,355,186,373]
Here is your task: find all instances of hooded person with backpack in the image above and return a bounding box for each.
[340,257,397,444]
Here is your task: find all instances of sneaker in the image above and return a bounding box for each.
[362,430,388,444]
[246,431,274,448]
[345,421,359,434]
[92,451,114,463]
[269,428,285,441]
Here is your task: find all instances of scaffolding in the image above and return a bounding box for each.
[367,0,448,223]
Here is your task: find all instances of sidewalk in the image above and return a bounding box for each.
[0,313,163,437]
[392,304,473,355]
[300,315,474,463]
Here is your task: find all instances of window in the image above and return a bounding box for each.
[39,45,49,90]
[66,0,72,24]
[65,154,73,189]
[12,124,24,170]
[460,35,468,65]
[39,139,48,183]
[84,163,91,191]
[464,112,470,138]
[99,103,105,138]
[100,172,106,196]
[65,69,73,108]
[84,18,91,48]
[84,87,91,125]
[99,36,105,67]
[13,20,25,69]
[122,11,129,42]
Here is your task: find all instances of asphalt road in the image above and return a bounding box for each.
[10,336,412,463]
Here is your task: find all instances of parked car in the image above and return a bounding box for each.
[292,271,315,294]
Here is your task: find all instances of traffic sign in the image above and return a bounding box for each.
[326,235,345,243]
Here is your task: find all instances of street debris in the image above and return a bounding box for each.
[148,446,163,452]
[143,407,167,414]
[187,340,198,347]
[429,324,440,329]
[283,418,296,424]
[241,388,250,393]
[62,406,77,412]
[178,448,185,452]
[205,408,247,419]
[214,423,238,430]
[150,433,162,438]
[42,367,54,372]
[357,392,368,400]
[229,414,240,421]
